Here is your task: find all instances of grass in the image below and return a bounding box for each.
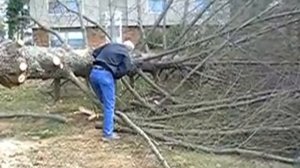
[0,80,94,139]
[165,149,293,168]
[0,80,295,168]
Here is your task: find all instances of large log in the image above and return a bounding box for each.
[0,41,131,87]
[0,40,183,88]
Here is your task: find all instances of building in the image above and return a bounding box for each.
[29,0,229,48]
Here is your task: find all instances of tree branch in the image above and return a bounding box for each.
[140,0,174,49]
[0,112,68,123]
[116,111,171,168]
[57,0,111,40]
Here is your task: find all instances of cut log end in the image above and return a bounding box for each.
[18,74,26,83]
[17,40,25,47]
[52,56,61,66]
[19,62,28,71]
[59,64,64,69]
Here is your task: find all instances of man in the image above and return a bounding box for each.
[89,39,135,141]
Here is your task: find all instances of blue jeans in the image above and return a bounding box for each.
[89,68,116,137]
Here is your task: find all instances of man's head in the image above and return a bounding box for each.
[123,40,135,51]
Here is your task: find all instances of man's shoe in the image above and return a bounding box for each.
[102,133,120,142]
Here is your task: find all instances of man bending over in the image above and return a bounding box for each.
[89,39,135,141]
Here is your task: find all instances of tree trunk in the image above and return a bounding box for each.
[0,40,177,88]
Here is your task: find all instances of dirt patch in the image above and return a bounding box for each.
[0,128,158,168]
[0,138,38,168]
[0,121,13,135]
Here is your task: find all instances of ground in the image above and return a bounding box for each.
[0,122,157,168]
[0,80,295,168]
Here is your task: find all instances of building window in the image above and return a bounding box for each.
[50,31,84,49]
[48,0,79,14]
[67,31,84,49]
[148,0,165,13]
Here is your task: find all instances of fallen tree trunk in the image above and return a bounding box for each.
[0,40,185,89]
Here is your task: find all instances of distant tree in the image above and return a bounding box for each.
[6,0,29,39]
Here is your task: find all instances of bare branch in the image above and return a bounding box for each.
[57,0,111,40]
[0,112,68,123]
[116,111,171,168]
[140,0,174,49]
[157,2,279,105]
[75,0,88,47]
[169,0,217,48]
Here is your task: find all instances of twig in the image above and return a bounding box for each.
[179,0,230,46]
[147,132,298,164]
[74,0,88,47]
[137,122,174,129]
[0,113,68,123]
[234,18,300,45]
[146,89,299,121]
[140,0,174,49]
[212,60,300,66]
[53,78,61,102]
[166,88,282,109]
[217,0,255,33]
[66,69,100,105]
[121,78,157,113]
[157,3,279,105]
[148,125,300,136]
[57,0,111,40]
[184,67,226,84]
[169,0,217,48]
[137,0,150,52]
[136,68,179,104]
[116,111,171,168]
[137,3,296,62]
[20,16,65,44]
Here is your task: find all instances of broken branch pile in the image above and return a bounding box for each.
[1,0,300,167]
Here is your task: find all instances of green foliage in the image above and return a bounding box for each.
[6,0,27,39]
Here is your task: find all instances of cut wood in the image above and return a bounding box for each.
[74,106,99,121]
[19,62,28,71]
[52,56,61,66]
[17,73,26,83]
[0,40,179,88]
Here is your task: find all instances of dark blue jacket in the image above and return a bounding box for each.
[92,43,134,79]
